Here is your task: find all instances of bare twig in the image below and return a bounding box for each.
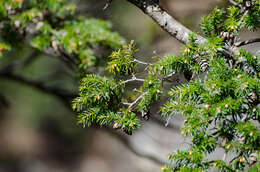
[226,0,243,9]
[121,77,145,85]
[235,37,260,47]
[150,115,179,130]
[133,88,142,93]
[103,0,113,10]
[129,91,148,109]
[133,58,152,66]
[122,102,132,106]
[105,128,166,165]
[223,151,227,162]
[122,91,148,109]
[162,72,176,81]
[238,10,249,27]
[114,75,145,90]
[230,153,242,163]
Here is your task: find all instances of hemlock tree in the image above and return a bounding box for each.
[0,0,259,171]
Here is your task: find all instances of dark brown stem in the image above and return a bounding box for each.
[235,37,260,47]
[105,128,166,165]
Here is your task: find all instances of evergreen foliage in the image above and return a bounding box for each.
[72,74,140,134]
[107,40,137,75]
[0,0,260,171]
[0,0,125,69]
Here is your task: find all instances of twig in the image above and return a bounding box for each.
[133,58,152,66]
[235,37,260,47]
[56,46,79,70]
[114,75,145,89]
[150,115,179,130]
[123,91,148,109]
[238,10,249,27]
[129,91,148,109]
[121,77,145,85]
[227,0,243,9]
[223,151,227,162]
[162,72,176,81]
[230,153,242,163]
[133,88,142,93]
[122,102,132,106]
[105,128,166,165]
[103,0,113,10]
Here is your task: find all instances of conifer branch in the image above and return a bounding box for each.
[125,1,240,58]
[126,1,206,45]
[226,0,243,9]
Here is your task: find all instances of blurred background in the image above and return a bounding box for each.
[0,0,259,171]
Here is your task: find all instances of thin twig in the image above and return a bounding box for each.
[227,0,243,9]
[223,151,227,162]
[162,72,176,81]
[129,91,147,109]
[122,102,132,106]
[235,37,260,47]
[103,0,113,10]
[230,153,242,163]
[105,128,166,165]
[133,58,152,66]
[133,88,142,93]
[121,77,145,85]
[114,76,145,89]
[150,115,179,130]
[238,10,249,27]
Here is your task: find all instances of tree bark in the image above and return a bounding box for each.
[125,1,240,57]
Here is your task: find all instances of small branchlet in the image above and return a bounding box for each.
[103,0,113,10]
